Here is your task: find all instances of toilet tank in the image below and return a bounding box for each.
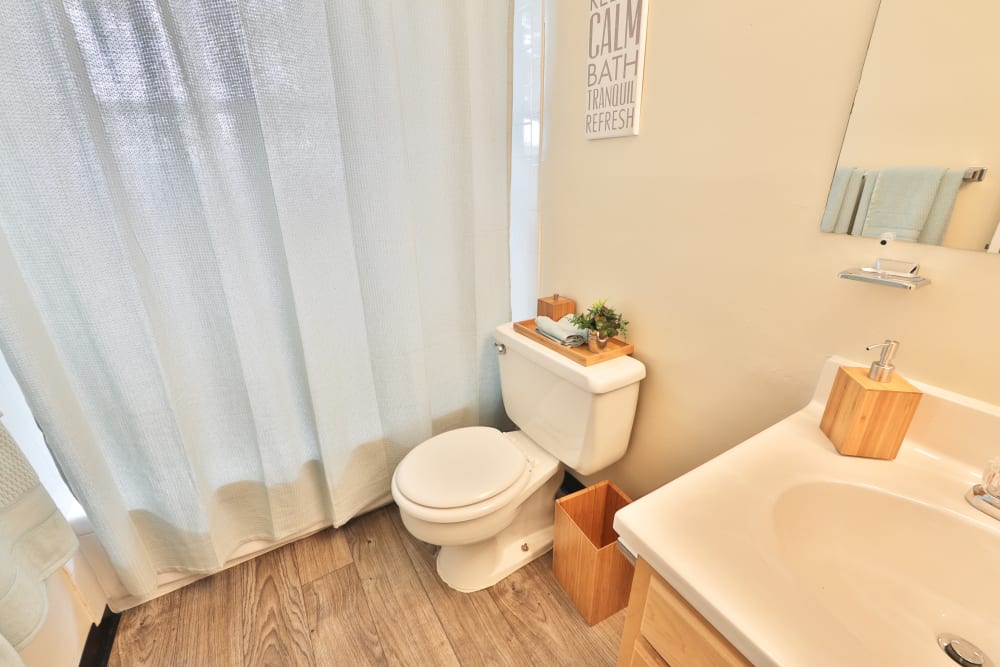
[493,323,645,475]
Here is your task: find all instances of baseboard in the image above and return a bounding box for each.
[78,607,120,667]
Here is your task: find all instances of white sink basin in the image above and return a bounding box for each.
[614,357,1000,666]
[775,482,1000,657]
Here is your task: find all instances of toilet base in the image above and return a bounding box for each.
[435,471,562,592]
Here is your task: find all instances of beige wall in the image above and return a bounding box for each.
[540,0,1000,498]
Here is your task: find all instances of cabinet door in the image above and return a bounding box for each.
[640,574,751,667]
[629,637,670,667]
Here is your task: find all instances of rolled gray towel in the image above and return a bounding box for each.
[535,315,587,347]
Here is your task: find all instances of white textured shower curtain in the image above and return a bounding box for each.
[0,0,511,601]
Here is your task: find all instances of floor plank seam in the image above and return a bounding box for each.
[355,568,392,665]
[388,510,469,665]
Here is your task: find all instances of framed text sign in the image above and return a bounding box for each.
[585,0,648,139]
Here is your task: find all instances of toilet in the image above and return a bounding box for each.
[391,321,645,592]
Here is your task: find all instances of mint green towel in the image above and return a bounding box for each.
[857,167,963,242]
[821,166,862,233]
[919,169,964,245]
[850,170,878,236]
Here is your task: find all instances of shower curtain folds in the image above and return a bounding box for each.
[0,0,511,604]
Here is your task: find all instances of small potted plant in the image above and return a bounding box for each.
[570,299,629,352]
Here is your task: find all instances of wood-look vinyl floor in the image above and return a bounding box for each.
[109,505,626,666]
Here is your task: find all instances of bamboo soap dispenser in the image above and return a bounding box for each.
[820,340,923,460]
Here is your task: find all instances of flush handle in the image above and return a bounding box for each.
[494,342,506,355]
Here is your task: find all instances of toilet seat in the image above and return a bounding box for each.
[392,427,533,524]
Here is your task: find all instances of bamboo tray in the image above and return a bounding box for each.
[513,320,634,366]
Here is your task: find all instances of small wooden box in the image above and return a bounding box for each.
[820,366,923,460]
[537,294,576,321]
[553,481,634,625]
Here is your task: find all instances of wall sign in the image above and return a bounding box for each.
[585,0,648,140]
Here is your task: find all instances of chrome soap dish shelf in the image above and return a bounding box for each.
[838,258,929,290]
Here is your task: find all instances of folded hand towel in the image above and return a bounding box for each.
[821,166,863,234]
[850,170,878,236]
[535,315,587,347]
[918,168,964,245]
[859,167,950,241]
[0,418,77,658]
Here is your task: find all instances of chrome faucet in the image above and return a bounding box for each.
[966,458,1000,521]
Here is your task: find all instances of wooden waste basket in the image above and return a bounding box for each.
[552,480,634,625]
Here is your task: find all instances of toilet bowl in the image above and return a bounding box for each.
[391,322,645,593]
[391,428,562,592]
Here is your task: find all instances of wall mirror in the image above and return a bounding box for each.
[820,0,1000,252]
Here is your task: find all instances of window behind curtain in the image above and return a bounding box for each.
[510,0,543,320]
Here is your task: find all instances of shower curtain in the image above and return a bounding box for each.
[0,0,511,601]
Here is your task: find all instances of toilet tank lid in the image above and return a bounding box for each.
[394,427,527,509]
[494,322,646,394]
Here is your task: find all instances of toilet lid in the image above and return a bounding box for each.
[395,427,528,509]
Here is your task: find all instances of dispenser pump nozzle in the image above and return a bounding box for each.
[865,339,899,382]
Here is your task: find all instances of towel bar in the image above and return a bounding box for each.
[963,167,987,182]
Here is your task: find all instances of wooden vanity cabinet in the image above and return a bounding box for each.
[617,557,752,667]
